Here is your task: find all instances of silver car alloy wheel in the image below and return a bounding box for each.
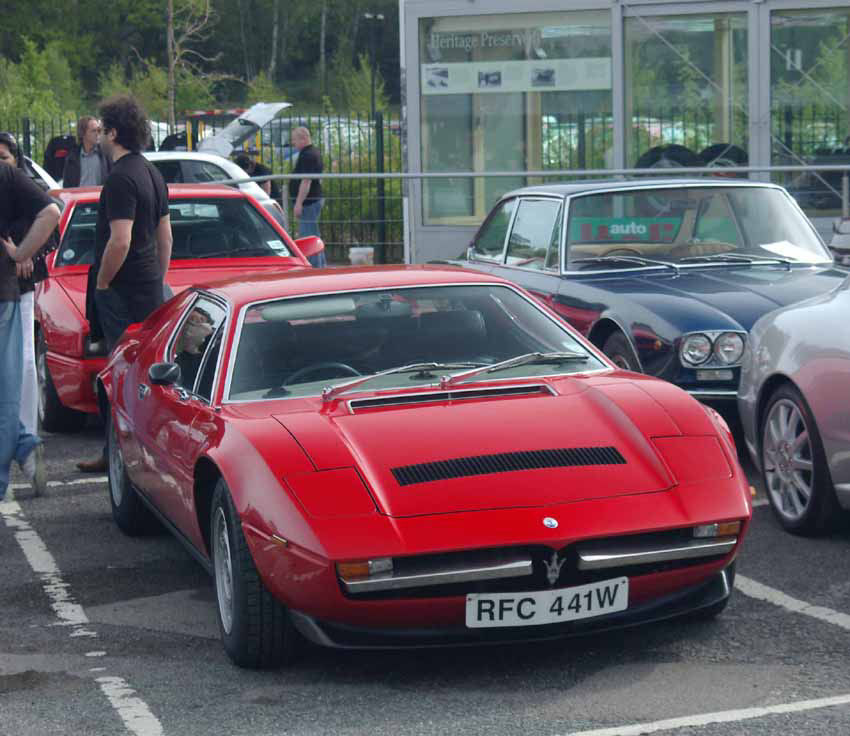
[213,507,235,635]
[108,421,124,507]
[763,398,815,522]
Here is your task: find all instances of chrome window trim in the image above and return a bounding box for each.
[222,281,614,405]
[163,290,231,407]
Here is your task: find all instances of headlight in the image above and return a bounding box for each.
[714,332,745,365]
[680,334,712,366]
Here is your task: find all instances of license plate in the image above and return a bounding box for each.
[465,577,628,628]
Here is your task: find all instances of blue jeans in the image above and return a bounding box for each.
[299,199,327,268]
[0,300,41,500]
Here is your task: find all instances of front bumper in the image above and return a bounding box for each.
[290,563,735,649]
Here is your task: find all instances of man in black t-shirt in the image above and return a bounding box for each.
[0,165,60,499]
[289,127,326,267]
[77,94,173,473]
[234,152,283,203]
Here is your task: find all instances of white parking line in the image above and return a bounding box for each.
[562,693,850,736]
[8,476,107,491]
[735,574,850,630]
[1,493,164,736]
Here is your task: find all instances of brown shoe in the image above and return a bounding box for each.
[77,455,107,473]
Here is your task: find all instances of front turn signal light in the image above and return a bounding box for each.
[693,521,742,538]
[336,557,393,581]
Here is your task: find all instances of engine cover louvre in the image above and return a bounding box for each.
[391,447,626,486]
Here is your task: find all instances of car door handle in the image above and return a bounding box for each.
[138,383,150,400]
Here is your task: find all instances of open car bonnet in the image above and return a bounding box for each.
[275,384,680,517]
[198,102,293,157]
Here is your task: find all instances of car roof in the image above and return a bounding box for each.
[48,183,248,204]
[144,151,244,172]
[199,265,513,308]
[499,178,784,199]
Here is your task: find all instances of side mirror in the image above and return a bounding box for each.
[296,235,325,260]
[149,362,182,386]
[124,322,144,336]
[833,218,850,235]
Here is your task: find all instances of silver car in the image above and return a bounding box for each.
[738,274,850,534]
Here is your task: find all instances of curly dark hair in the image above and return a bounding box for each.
[98,94,151,153]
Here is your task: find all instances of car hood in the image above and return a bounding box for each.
[52,259,304,317]
[198,102,292,157]
[275,381,681,517]
[587,265,846,331]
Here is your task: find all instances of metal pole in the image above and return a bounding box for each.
[22,118,32,158]
[843,171,849,219]
[376,111,386,263]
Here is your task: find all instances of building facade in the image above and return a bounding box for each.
[401,0,850,262]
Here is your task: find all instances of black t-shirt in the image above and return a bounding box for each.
[95,152,169,290]
[253,162,282,202]
[0,165,53,302]
[289,145,323,205]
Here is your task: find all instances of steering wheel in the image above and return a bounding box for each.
[601,248,643,258]
[283,362,361,386]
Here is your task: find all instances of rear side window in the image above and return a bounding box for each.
[471,199,516,261]
[184,160,230,184]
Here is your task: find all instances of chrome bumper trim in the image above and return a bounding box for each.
[576,537,737,571]
[687,389,738,400]
[340,558,533,594]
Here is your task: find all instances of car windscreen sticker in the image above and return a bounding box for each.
[569,217,682,243]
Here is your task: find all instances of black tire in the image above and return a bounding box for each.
[602,332,641,372]
[37,331,87,433]
[759,383,842,535]
[107,412,156,536]
[210,478,300,668]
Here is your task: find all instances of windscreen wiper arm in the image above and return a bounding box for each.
[321,362,484,402]
[439,351,589,389]
[570,255,679,273]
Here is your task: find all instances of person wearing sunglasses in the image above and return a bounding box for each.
[62,116,112,188]
[0,133,60,499]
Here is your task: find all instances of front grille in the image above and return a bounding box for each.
[391,446,626,486]
[342,529,730,601]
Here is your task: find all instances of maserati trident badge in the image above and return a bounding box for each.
[543,517,558,529]
[542,551,566,587]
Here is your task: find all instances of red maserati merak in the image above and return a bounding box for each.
[99,266,751,668]
[35,183,322,431]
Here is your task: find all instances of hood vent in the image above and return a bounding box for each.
[392,446,626,486]
[349,384,553,412]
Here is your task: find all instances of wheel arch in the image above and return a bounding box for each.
[194,456,224,557]
[588,318,642,371]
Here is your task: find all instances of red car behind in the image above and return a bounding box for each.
[35,183,322,431]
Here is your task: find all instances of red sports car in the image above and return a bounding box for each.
[35,184,323,431]
[99,266,751,668]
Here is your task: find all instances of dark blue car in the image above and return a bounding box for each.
[453,179,846,401]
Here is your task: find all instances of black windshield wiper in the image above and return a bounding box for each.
[197,247,276,259]
[570,255,679,272]
[321,362,485,402]
[679,253,793,268]
[439,351,590,389]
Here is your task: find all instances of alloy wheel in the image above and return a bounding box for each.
[108,421,124,507]
[763,398,815,523]
[213,507,235,635]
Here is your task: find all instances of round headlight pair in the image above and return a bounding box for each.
[680,332,745,366]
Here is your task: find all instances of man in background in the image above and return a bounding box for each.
[289,127,326,267]
[63,116,112,187]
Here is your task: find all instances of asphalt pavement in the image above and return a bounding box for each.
[2,424,850,736]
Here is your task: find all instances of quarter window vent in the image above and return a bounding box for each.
[391,447,626,486]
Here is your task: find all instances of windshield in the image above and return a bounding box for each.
[56,197,291,266]
[566,186,831,269]
[228,284,604,400]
